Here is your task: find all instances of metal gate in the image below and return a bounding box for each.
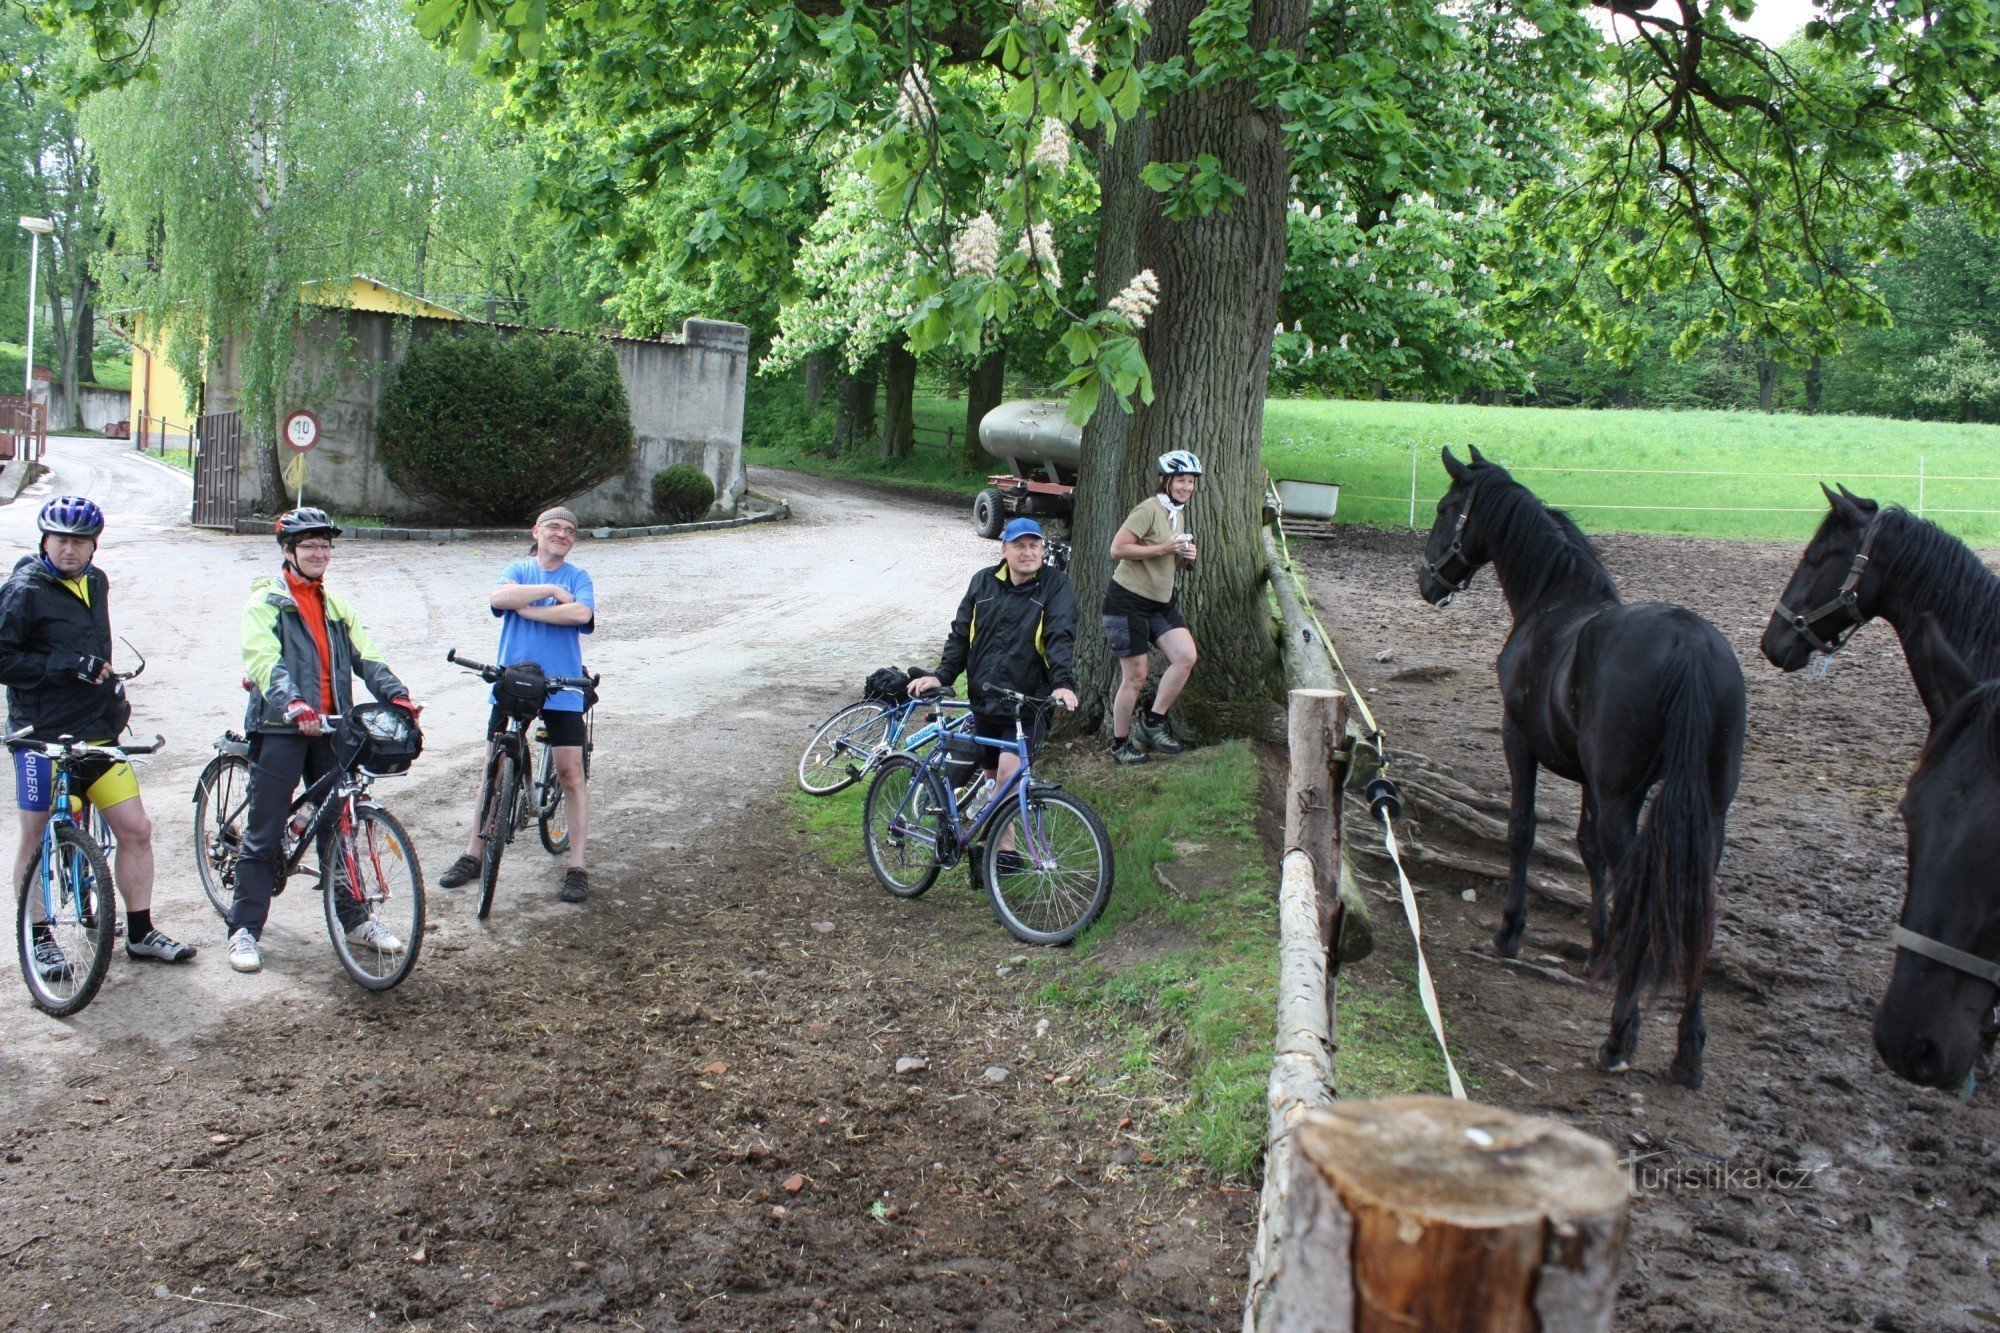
[0,395,46,462]
[192,410,242,530]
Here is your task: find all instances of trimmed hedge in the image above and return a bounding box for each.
[651,463,715,523]
[377,326,634,525]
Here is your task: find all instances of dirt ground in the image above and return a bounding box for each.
[1300,525,2000,1331]
[0,447,1251,1330]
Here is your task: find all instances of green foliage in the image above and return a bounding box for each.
[376,326,633,524]
[650,463,715,523]
[1906,332,2000,425]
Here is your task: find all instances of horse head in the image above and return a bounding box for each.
[1762,484,1886,671]
[1874,616,2000,1091]
[1417,447,1491,605]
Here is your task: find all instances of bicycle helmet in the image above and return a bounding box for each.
[38,495,105,539]
[341,702,424,775]
[274,506,342,547]
[1157,450,1204,476]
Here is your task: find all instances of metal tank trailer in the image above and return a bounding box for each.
[973,399,1079,538]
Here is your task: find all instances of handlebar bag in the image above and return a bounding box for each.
[496,662,549,720]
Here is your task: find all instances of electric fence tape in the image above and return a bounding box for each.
[1271,509,1466,1101]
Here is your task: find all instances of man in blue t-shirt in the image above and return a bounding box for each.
[438,506,598,902]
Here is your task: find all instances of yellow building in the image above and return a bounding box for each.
[122,276,464,449]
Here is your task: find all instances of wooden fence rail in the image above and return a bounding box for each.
[0,395,47,463]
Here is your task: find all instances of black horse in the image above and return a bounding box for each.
[1874,618,2000,1091]
[1762,484,2000,717]
[1417,448,1746,1089]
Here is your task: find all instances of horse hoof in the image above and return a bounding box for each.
[1492,929,1523,959]
[1595,1048,1630,1074]
[1670,1061,1704,1091]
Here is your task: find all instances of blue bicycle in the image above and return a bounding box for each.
[797,692,970,795]
[11,730,163,1016]
[861,689,1113,945]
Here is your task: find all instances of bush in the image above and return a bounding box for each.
[651,463,716,523]
[377,326,634,524]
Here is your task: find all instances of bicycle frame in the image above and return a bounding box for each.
[23,765,112,914]
[886,709,1052,868]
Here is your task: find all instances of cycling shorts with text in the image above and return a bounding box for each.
[14,743,140,813]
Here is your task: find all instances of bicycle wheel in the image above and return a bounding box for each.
[323,802,424,991]
[474,748,516,921]
[536,742,569,855]
[192,752,252,920]
[798,701,894,795]
[17,825,117,1017]
[862,754,948,898]
[982,787,1114,946]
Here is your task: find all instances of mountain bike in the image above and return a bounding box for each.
[189,707,425,990]
[797,693,971,795]
[861,688,1113,945]
[446,649,599,919]
[11,730,162,1016]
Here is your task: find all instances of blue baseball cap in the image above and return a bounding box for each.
[1000,517,1045,543]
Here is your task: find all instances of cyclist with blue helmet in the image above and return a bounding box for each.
[0,495,194,974]
[1103,451,1203,765]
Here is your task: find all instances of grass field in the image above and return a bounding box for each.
[751,389,2000,542]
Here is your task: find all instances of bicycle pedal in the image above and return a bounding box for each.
[534,727,549,742]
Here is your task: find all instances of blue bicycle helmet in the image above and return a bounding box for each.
[37,495,105,539]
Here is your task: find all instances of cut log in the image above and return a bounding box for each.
[1348,833,1590,913]
[1269,1097,1629,1332]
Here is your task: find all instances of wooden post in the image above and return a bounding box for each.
[1270,1097,1629,1333]
[1264,528,1339,692]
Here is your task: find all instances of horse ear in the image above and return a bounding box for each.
[1911,613,1977,725]
[1441,447,1468,481]
[1467,444,1488,464]
[1824,483,1869,525]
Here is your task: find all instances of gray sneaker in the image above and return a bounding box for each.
[559,868,588,903]
[227,928,262,973]
[1135,713,1184,754]
[127,928,197,963]
[1110,737,1149,766]
[31,933,73,983]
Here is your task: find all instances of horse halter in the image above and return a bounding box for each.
[1893,925,2000,989]
[1420,497,1477,603]
[1774,508,1887,657]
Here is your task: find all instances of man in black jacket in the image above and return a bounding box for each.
[907,518,1078,789]
[0,495,193,972]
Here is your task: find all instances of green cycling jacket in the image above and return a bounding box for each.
[240,574,406,734]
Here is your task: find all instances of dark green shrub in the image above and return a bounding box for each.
[652,463,716,523]
[377,326,634,524]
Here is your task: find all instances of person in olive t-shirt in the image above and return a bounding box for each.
[1102,451,1204,765]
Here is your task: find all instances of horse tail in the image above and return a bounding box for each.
[1601,647,1729,997]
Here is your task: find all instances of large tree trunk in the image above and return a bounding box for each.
[1804,353,1822,415]
[880,337,916,462]
[803,352,830,408]
[1757,357,1777,412]
[964,344,1005,468]
[1071,0,1300,739]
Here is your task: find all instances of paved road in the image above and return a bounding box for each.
[0,438,986,1114]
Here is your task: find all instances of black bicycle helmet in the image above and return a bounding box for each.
[38,495,105,539]
[274,506,343,547]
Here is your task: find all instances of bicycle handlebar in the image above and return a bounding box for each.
[5,731,165,759]
[446,648,599,694]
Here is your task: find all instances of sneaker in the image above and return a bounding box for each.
[1135,714,1184,755]
[559,868,589,904]
[126,928,197,964]
[31,933,73,984]
[1110,737,1149,766]
[345,917,405,953]
[227,928,262,973]
[437,855,481,889]
[993,850,1029,876]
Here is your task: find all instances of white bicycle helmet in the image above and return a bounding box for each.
[1157,450,1204,476]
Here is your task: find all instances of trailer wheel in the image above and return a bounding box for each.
[972,488,1006,539]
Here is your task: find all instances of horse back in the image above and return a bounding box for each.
[1575,602,1747,798]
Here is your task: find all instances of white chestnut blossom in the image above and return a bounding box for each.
[896,67,934,125]
[1107,268,1161,327]
[1018,222,1061,288]
[953,212,1001,278]
[1067,19,1095,66]
[1031,118,1072,174]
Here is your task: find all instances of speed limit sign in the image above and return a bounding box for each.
[282,409,321,453]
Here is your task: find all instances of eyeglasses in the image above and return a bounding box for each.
[294,542,335,554]
[539,524,577,537]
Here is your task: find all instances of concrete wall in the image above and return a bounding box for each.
[77,386,130,433]
[209,310,748,526]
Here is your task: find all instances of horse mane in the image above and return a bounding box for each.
[1464,463,1621,604]
[1920,679,2000,780]
[1877,507,2000,678]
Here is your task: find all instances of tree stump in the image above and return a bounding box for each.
[1272,1097,1627,1333]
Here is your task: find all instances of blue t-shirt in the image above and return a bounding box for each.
[492,558,595,712]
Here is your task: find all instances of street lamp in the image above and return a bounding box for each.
[18,216,53,399]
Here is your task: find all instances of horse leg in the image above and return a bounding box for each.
[1597,969,1643,1074]
[1576,796,1608,968]
[1670,979,1707,1091]
[1494,719,1538,959]
[1586,791,1641,979]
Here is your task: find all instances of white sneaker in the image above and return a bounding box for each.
[345,917,404,954]
[227,928,262,973]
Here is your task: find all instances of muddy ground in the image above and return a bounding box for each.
[0,450,1252,1330]
[1301,526,2000,1331]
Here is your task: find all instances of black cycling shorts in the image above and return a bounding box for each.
[969,708,1047,771]
[1101,591,1187,659]
[486,705,587,748]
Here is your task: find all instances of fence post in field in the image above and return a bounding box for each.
[1918,455,1926,519]
[1408,444,1418,530]
[1268,1096,1630,1332]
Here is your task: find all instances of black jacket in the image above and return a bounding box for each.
[933,562,1077,709]
[0,555,131,741]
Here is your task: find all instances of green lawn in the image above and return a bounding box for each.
[1266,399,2000,542]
